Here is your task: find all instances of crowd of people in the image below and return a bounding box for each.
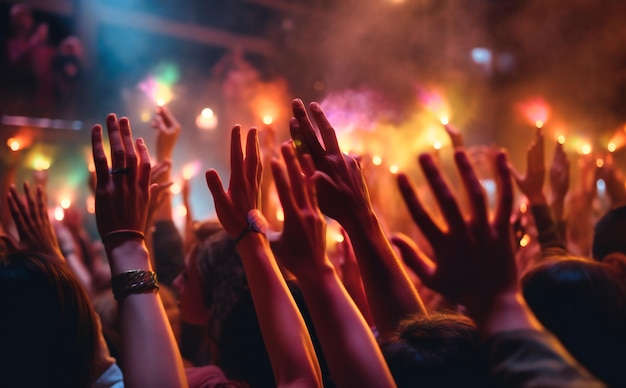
[1,92,625,387]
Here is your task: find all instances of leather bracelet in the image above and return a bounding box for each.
[111,270,159,301]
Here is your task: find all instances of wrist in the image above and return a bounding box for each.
[106,240,152,275]
[467,291,542,338]
[341,206,380,235]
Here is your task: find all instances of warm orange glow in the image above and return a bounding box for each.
[170,182,182,195]
[520,234,530,247]
[262,115,273,125]
[54,206,64,221]
[520,202,528,213]
[276,208,284,222]
[7,138,21,151]
[557,135,565,144]
[335,233,345,243]
[433,141,442,150]
[182,162,200,180]
[535,120,544,129]
[86,196,95,214]
[176,205,187,217]
[60,198,71,209]
[372,156,382,166]
[201,108,214,118]
[33,157,51,171]
[596,159,605,168]
[440,116,449,125]
[518,98,550,127]
[389,165,399,174]
[581,144,592,155]
[608,142,617,153]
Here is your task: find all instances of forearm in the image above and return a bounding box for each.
[108,242,187,388]
[342,209,426,334]
[529,204,569,258]
[298,266,396,388]
[237,234,322,387]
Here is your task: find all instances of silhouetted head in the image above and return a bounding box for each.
[592,205,626,261]
[0,250,99,387]
[381,312,491,387]
[522,256,626,386]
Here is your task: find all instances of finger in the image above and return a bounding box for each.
[22,182,39,223]
[281,144,308,208]
[0,234,19,252]
[291,99,325,159]
[205,169,230,214]
[136,138,152,197]
[8,187,30,238]
[244,128,260,197]
[119,117,138,184]
[158,105,174,128]
[301,154,319,208]
[151,160,172,183]
[310,102,341,155]
[228,126,244,194]
[390,234,436,284]
[396,173,444,243]
[418,153,466,233]
[106,114,125,171]
[454,151,489,230]
[495,151,514,230]
[271,159,297,216]
[36,185,48,224]
[289,117,311,157]
[152,115,165,131]
[91,125,110,188]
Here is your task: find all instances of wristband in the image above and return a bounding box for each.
[234,209,268,245]
[111,270,159,301]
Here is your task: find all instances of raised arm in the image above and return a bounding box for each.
[290,99,426,336]
[393,150,602,387]
[272,143,395,388]
[205,126,321,388]
[511,128,568,256]
[92,114,187,388]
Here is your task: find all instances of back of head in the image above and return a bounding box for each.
[522,256,626,386]
[0,250,98,388]
[381,312,491,388]
[592,205,626,261]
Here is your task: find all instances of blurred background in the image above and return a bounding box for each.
[2,0,626,232]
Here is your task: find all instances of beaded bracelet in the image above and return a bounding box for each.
[234,209,268,245]
[111,270,159,301]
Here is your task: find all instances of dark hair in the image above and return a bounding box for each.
[522,256,626,386]
[592,205,626,260]
[380,312,491,387]
[0,250,99,388]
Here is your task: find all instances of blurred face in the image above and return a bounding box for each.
[173,247,210,326]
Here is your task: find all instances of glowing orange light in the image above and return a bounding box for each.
[334,233,345,243]
[535,120,544,129]
[608,142,616,153]
[372,156,382,166]
[182,162,199,180]
[7,138,21,151]
[520,234,530,247]
[262,116,273,125]
[581,144,592,155]
[596,159,605,168]
[140,111,151,123]
[276,208,284,222]
[54,206,64,221]
[86,196,95,214]
[433,141,442,150]
[170,182,182,195]
[60,198,71,209]
[156,98,166,107]
[88,162,96,172]
[201,108,213,118]
[440,116,449,125]
[33,157,51,171]
[520,202,528,213]
[389,165,399,174]
[557,135,565,144]
[176,205,187,217]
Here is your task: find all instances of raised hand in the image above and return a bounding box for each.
[145,160,173,234]
[205,126,261,237]
[6,182,63,261]
[549,141,570,221]
[511,128,546,204]
[272,143,328,275]
[290,99,372,226]
[92,114,152,250]
[393,150,516,322]
[151,105,182,162]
